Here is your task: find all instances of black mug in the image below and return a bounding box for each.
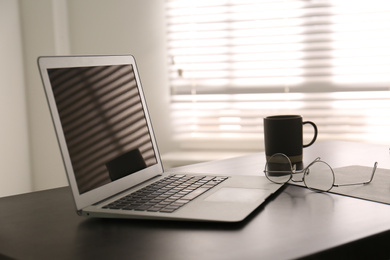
[263,115,318,170]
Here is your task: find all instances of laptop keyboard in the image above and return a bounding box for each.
[102,174,228,213]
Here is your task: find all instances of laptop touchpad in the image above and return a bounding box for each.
[204,187,268,203]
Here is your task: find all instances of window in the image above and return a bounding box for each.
[165,0,390,152]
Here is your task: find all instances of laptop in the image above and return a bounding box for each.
[38,54,281,222]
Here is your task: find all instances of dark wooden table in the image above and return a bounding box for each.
[1,141,389,259]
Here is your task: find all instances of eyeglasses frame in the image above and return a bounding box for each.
[264,153,378,192]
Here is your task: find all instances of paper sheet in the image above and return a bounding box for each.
[293,165,390,205]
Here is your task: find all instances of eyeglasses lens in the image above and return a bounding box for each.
[303,161,334,192]
[265,154,292,184]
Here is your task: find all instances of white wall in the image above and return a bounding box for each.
[19,0,70,193]
[67,0,173,155]
[0,0,173,196]
[0,0,31,197]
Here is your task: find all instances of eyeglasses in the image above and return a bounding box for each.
[264,153,378,192]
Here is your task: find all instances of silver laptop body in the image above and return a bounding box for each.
[38,54,281,222]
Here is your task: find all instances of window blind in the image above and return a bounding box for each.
[165,0,390,151]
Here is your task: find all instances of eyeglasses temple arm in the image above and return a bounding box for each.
[305,157,321,169]
[333,162,378,187]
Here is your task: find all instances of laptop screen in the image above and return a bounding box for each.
[47,64,157,194]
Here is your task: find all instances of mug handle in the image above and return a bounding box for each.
[302,121,318,148]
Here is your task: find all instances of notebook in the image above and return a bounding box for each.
[37,54,281,222]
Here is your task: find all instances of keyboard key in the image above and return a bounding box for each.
[181,187,209,200]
